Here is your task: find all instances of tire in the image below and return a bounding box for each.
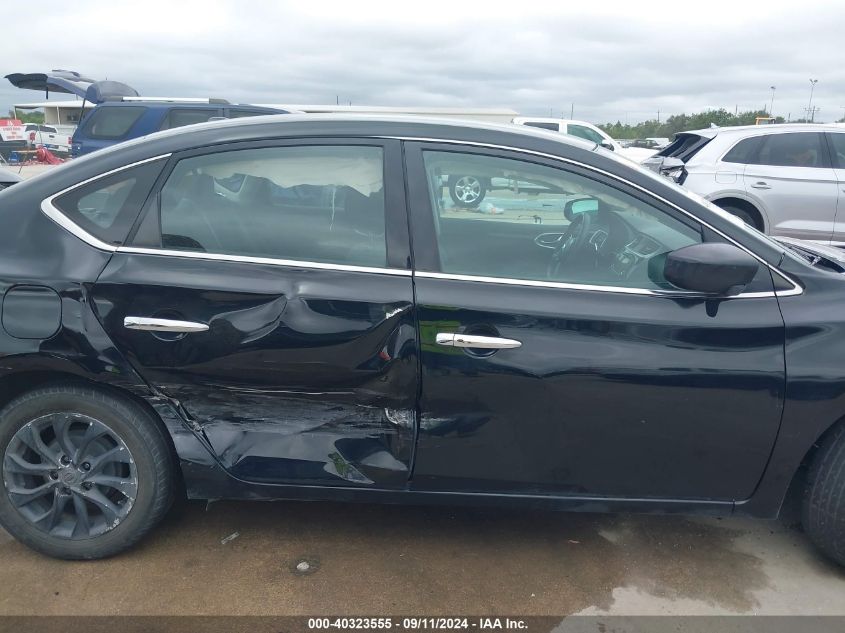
[449,175,487,208]
[802,423,845,566]
[0,382,174,559]
[718,204,762,231]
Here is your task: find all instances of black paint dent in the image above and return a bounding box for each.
[91,253,418,489]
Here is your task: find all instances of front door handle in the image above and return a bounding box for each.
[435,332,522,349]
[123,316,209,333]
[750,181,772,190]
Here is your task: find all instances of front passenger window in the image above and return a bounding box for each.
[158,145,387,267]
[422,151,702,291]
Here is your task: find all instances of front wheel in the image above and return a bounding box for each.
[449,175,487,208]
[803,424,845,566]
[0,383,175,559]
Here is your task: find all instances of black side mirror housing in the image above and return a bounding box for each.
[664,243,759,296]
[600,140,615,151]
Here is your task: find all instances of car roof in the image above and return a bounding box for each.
[682,123,843,139]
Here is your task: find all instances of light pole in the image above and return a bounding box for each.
[769,86,776,116]
[808,79,818,122]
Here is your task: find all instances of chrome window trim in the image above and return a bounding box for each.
[38,138,803,297]
[414,271,786,299]
[117,246,412,277]
[385,135,803,298]
[40,154,172,253]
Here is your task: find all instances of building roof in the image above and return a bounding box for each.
[13,100,94,110]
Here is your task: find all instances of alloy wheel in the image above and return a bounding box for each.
[454,176,483,204]
[3,413,137,539]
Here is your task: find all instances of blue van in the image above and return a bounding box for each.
[71,99,288,156]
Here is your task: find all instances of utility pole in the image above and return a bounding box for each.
[570,103,574,119]
[657,109,660,124]
[808,79,819,122]
[769,86,776,115]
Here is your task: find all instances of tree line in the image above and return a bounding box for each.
[598,109,791,140]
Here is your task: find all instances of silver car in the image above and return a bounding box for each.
[643,124,845,246]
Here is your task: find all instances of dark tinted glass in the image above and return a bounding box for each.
[160,108,220,130]
[722,137,762,164]
[83,106,146,139]
[657,134,711,161]
[158,146,387,267]
[227,109,268,118]
[53,159,164,245]
[523,121,560,131]
[755,132,826,168]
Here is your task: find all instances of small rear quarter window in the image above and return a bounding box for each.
[52,159,164,245]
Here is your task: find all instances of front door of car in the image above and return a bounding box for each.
[742,131,838,243]
[405,143,786,501]
[90,139,419,488]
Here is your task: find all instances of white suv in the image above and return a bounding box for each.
[643,124,845,245]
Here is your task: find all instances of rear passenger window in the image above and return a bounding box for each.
[722,137,762,164]
[158,146,386,267]
[83,106,146,139]
[52,159,164,245]
[753,133,827,168]
[160,108,221,130]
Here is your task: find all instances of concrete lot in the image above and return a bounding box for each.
[1,500,843,616]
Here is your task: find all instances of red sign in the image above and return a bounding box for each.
[0,119,22,127]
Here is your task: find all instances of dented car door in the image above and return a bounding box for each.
[90,138,418,488]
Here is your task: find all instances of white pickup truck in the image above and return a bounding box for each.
[25,124,73,156]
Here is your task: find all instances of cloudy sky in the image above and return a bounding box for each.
[1,0,843,124]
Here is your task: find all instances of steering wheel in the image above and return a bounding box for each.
[547,212,593,279]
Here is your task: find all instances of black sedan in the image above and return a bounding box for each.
[0,115,844,564]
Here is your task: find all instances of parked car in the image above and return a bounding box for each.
[71,98,289,156]
[2,115,845,565]
[512,117,657,162]
[25,124,73,156]
[0,166,21,189]
[642,124,845,245]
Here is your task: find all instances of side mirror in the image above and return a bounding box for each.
[564,197,599,221]
[664,243,759,296]
[600,140,615,151]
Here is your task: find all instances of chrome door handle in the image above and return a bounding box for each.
[123,316,209,333]
[435,332,522,349]
[750,181,772,190]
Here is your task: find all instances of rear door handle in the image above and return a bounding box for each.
[750,181,772,190]
[123,316,209,333]
[435,332,522,349]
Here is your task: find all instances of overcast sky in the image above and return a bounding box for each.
[1,0,843,124]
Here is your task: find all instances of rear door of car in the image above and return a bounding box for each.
[89,138,419,488]
[742,131,838,243]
